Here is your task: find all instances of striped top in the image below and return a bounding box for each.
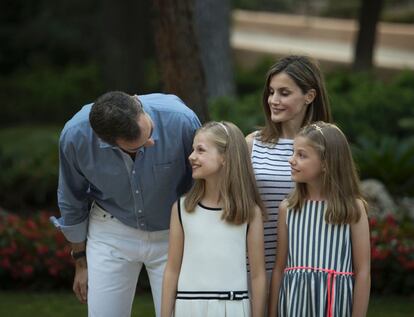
[251,136,294,271]
[279,200,354,317]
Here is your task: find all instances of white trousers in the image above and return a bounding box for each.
[87,203,169,317]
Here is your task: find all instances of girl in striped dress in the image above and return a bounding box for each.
[161,122,266,317]
[268,122,371,317]
[246,55,332,278]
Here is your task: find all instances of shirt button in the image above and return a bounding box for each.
[135,190,139,194]
[138,209,142,213]
[132,170,136,174]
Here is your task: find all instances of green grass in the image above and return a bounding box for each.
[0,291,155,317]
[0,291,413,316]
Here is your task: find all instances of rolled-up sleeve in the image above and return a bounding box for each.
[50,131,90,243]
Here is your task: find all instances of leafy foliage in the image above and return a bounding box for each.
[327,70,414,143]
[0,126,60,211]
[352,137,414,196]
[209,93,264,135]
[0,63,103,126]
[0,212,72,290]
[370,213,414,294]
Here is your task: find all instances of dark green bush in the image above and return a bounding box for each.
[209,93,264,135]
[352,137,414,197]
[0,63,103,126]
[0,126,60,212]
[327,70,414,143]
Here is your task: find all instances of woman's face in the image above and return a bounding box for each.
[267,72,313,127]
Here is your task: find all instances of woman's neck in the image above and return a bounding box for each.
[280,120,301,139]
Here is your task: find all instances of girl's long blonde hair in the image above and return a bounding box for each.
[185,121,265,224]
[288,122,367,224]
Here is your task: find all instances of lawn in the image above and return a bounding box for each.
[0,291,413,316]
[0,290,155,317]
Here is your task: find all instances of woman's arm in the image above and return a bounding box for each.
[351,200,371,317]
[268,201,288,317]
[247,206,266,317]
[161,202,184,317]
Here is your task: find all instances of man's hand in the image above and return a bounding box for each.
[73,258,88,304]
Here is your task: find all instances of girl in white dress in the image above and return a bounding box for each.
[161,121,266,317]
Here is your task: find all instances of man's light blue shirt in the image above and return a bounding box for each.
[51,93,201,243]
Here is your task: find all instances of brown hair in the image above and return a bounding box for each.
[288,122,367,224]
[259,55,332,143]
[185,121,265,224]
[89,91,144,145]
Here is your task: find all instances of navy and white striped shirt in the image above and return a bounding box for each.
[251,136,294,271]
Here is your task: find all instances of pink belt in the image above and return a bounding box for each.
[284,266,354,317]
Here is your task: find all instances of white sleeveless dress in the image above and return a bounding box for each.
[174,198,250,317]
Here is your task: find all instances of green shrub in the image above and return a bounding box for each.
[0,63,103,126]
[0,126,60,212]
[370,213,414,294]
[234,58,273,95]
[352,137,414,197]
[209,93,264,135]
[327,70,414,143]
[0,211,72,290]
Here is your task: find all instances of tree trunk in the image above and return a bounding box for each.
[353,0,384,71]
[152,0,209,122]
[98,0,152,93]
[194,0,235,100]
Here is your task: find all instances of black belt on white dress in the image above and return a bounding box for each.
[176,290,249,301]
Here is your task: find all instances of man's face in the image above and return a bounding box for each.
[116,113,154,154]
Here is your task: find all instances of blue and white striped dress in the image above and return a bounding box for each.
[279,200,354,317]
[251,136,294,272]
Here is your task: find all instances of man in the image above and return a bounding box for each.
[51,91,201,317]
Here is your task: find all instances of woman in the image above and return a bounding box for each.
[246,55,332,280]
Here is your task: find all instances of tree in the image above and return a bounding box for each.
[152,0,209,122]
[194,0,235,99]
[353,0,384,71]
[98,0,152,93]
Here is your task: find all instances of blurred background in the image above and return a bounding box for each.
[0,0,413,316]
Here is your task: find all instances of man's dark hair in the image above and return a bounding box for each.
[89,91,144,145]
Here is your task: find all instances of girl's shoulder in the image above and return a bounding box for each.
[279,199,289,214]
[280,199,289,209]
[252,204,263,220]
[353,198,369,223]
